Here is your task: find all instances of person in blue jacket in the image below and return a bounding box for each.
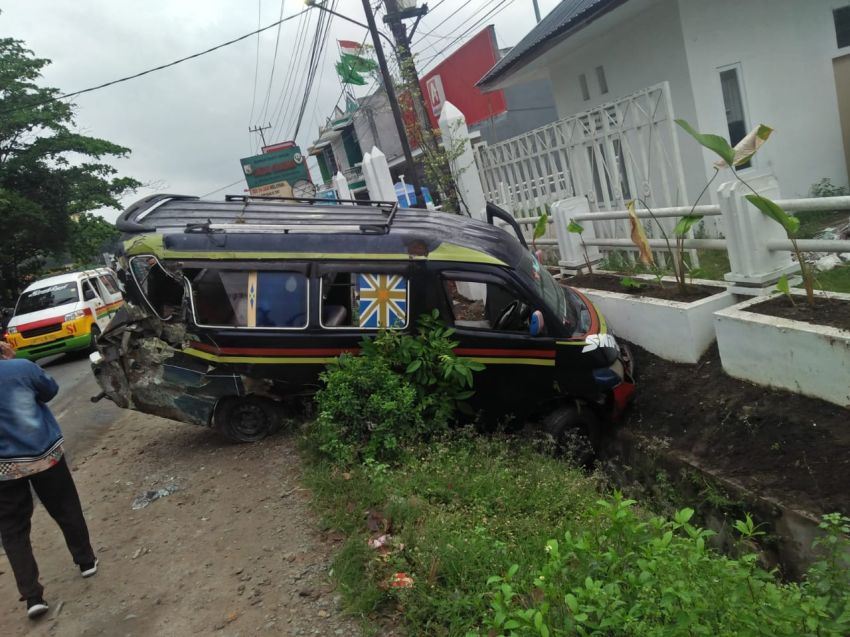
[0,341,97,619]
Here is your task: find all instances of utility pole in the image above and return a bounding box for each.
[248,123,272,149]
[360,0,425,207]
[383,0,459,211]
[382,0,436,153]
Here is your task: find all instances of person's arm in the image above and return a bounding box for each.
[28,362,59,403]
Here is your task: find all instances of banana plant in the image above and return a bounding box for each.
[567,219,593,274]
[673,120,805,300]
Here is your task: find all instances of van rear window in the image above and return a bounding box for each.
[191,270,307,329]
[16,282,80,315]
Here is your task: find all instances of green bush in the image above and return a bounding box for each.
[809,178,849,198]
[309,312,484,465]
[361,310,484,427]
[480,495,850,637]
[311,352,423,465]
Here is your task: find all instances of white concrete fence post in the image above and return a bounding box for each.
[368,146,396,202]
[438,101,487,221]
[362,147,396,203]
[333,171,352,203]
[552,196,601,275]
[361,151,375,199]
[719,173,799,295]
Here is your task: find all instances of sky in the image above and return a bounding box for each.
[2,0,560,221]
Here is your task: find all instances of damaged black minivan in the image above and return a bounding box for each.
[91,194,634,442]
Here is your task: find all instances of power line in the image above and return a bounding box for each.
[259,0,288,123]
[293,1,337,140]
[269,8,313,141]
[412,0,490,46]
[419,0,516,73]
[0,7,311,116]
[248,0,263,151]
[201,178,246,198]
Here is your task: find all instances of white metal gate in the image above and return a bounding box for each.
[473,82,689,241]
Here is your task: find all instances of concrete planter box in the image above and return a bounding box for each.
[571,275,735,364]
[714,292,850,408]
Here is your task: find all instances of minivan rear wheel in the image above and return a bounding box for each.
[214,397,280,443]
[542,404,599,467]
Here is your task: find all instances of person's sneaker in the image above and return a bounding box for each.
[26,597,48,619]
[80,559,98,577]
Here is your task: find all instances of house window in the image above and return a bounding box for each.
[596,66,608,94]
[190,269,308,329]
[835,6,850,48]
[719,66,750,168]
[579,73,590,101]
[320,272,408,329]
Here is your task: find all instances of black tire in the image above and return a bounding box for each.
[214,397,280,443]
[542,404,599,467]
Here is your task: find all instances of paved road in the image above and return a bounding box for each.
[38,352,124,462]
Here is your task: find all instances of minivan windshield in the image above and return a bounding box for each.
[518,252,575,327]
[16,282,80,315]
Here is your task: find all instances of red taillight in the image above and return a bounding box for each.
[612,381,636,419]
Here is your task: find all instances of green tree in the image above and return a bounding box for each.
[0,37,140,303]
[67,212,121,266]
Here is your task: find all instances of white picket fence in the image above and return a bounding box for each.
[476,82,686,228]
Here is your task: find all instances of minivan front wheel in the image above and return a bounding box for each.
[542,404,599,467]
[214,397,280,443]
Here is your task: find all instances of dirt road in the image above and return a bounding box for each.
[0,408,364,636]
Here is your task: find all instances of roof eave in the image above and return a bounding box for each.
[476,0,630,91]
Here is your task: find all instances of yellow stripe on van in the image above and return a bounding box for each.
[124,235,506,266]
[465,357,555,367]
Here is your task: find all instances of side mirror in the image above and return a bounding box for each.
[83,287,96,301]
[529,310,545,336]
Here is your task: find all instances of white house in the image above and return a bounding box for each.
[477,0,850,209]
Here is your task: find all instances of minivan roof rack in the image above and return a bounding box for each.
[116,193,401,235]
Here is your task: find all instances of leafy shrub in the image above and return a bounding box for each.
[311,352,423,465]
[480,494,850,637]
[310,312,484,465]
[809,178,849,198]
[360,310,484,428]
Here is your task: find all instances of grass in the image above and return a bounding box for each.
[812,264,850,294]
[302,432,601,635]
[796,210,849,239]
[301,428,850,636]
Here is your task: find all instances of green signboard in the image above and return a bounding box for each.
[240,146,310,191]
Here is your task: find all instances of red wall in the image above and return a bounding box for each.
[419,26,507,129]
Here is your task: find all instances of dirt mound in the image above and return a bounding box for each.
[624,344,850,516]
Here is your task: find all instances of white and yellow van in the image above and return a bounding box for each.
[3,269,123,361]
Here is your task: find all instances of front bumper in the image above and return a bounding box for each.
[13,333,91,360]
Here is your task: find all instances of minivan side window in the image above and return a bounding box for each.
[90,277,111,300]
[190,269,308,329]
[442,276,530,332]
[82,280,101,302]
[320,272,408,329]
[99,274,119,295]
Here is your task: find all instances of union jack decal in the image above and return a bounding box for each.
[358,274,407,328]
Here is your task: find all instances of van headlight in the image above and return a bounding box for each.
[6,326,16,334]
[64,309,85,322]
